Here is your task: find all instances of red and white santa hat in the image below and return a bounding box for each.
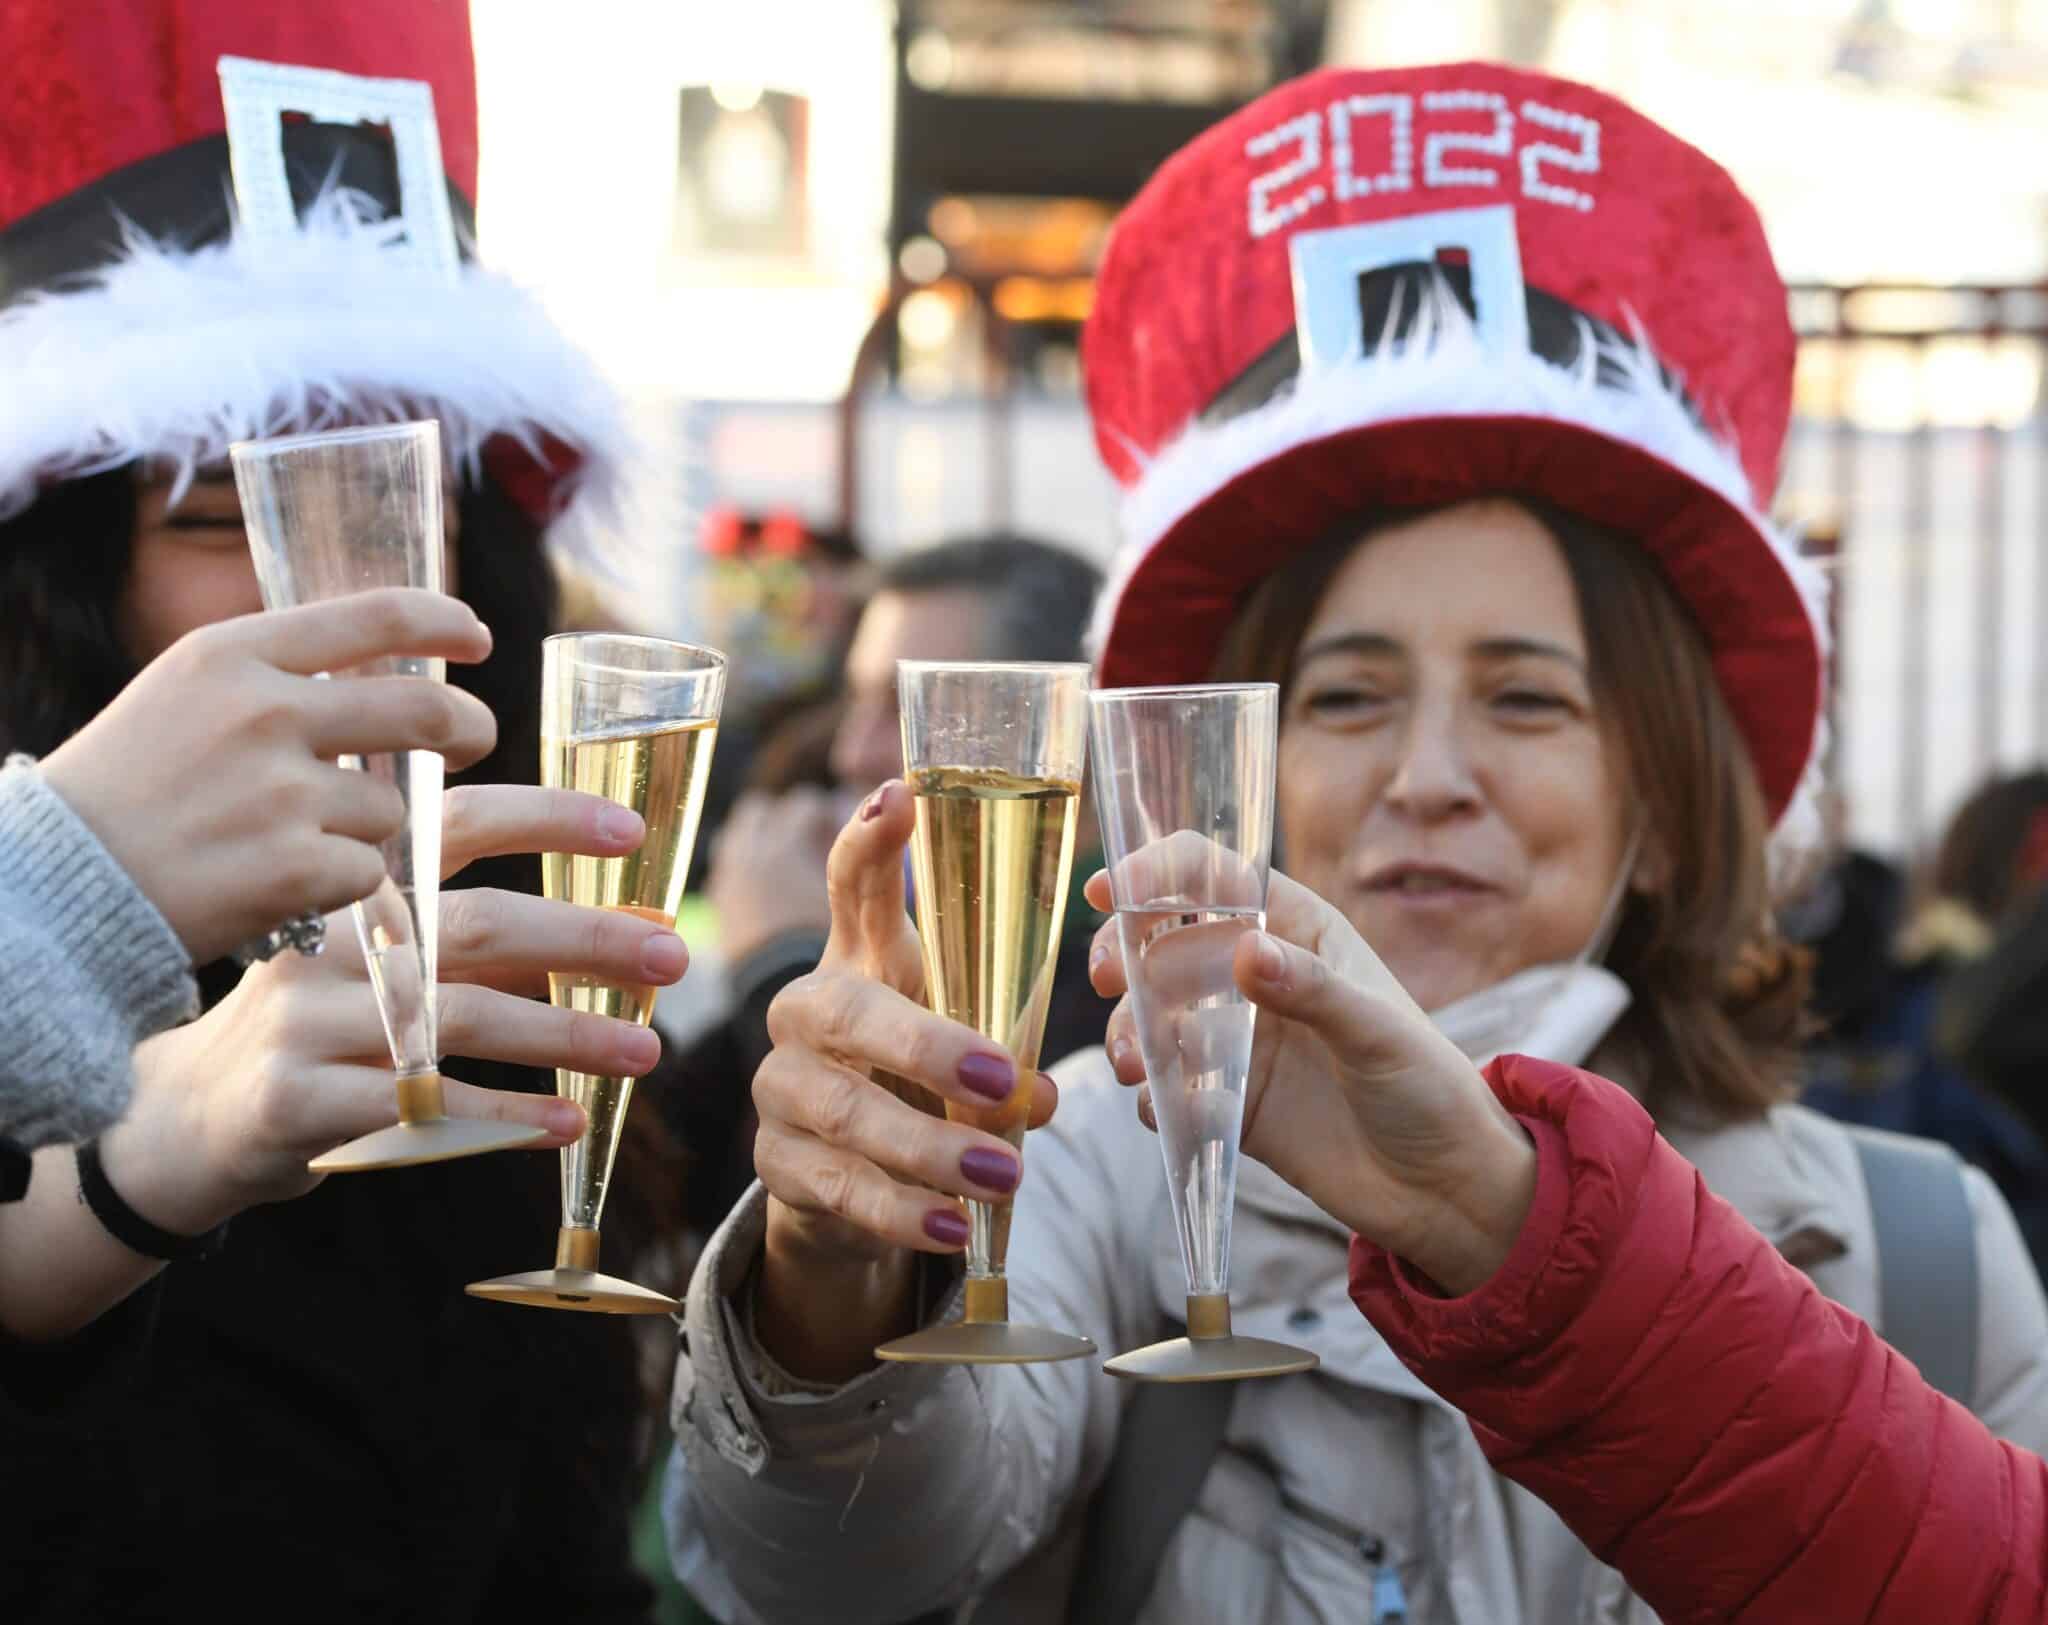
[1084,62,1827,853]
[0,0,637,551]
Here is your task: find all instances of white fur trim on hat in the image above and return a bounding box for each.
[1088,292,1833,872]
[0,190,649,569]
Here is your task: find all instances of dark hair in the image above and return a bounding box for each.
[1211,497,1809,1120]
[0,469,140,758]
[0,466,555,820]
[877,533,1102,664]
[1931,770,2048,925]
[0,462,559,965]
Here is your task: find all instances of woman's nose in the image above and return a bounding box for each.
[1383,706,1481,821]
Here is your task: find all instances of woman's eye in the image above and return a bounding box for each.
[1301,685,1385,719]
[1493,689,1569,716]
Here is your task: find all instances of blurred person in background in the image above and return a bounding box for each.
[1795,773,2048,1272]
[663,65,2048,1625]
[0,6,670,1620]
[666,533,1107,1249]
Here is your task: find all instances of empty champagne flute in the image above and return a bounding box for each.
[875,661,1096,1365]
[232,421,550,1174]
[1088,683,1318,1381]
[468,634,725,1313]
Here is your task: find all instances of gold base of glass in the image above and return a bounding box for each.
[308,1072,551,1173]
[465,1226,680,1316]
[875,1274,1097,1365]
[1103,1293,1320,1383]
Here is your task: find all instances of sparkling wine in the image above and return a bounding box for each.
[542,718,718,1228]
[909,766,1080,1276]
[1118,903,1263,1296]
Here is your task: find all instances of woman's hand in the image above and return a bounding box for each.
[40,588,500,967]
[1087,864,1536,1295]
[96,783,686,1235]
[749,781,1057,1380]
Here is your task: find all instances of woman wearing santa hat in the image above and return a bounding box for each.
[0,4,672,1621]
[664,62,2048,1624]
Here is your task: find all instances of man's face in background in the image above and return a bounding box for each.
[828,586,993,797]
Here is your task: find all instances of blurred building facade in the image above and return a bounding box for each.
[471,0,2048,855]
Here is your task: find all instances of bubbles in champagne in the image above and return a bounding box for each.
[542,718,718,1230]
[909,766,1081,1276]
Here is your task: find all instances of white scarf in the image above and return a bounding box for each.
[1430,959,1632,1071]
[1427,827,1641,1070]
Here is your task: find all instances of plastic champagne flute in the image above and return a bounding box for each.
[875,661,1097,1365]
[232,421,550,1174]
[1088,684,1318,1382]
[468,634,725,1313]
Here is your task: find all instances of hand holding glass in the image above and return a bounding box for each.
[232,421,547,1173]
[1088,683,1317,1381]
[468,634,724,1314]
[875,662,1096,1365]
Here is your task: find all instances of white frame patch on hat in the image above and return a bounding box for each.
[217,55,459,284]
[1288,204,1530,374]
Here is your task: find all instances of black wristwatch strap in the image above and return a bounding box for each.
[75,1139,227,1261]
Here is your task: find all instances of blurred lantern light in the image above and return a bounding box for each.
[899,234,949,283]
[710,79,765,114]
[992,275,1095,324]
[928,197,978,243]
[907,29,955,90]
[899,286,959,349]
[703,106,789,223]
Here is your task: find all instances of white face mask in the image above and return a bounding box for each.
[1426,824,1642,1071]
[1429,961,1633,1070]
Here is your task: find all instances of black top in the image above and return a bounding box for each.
[0,1118,652,1625]
[0,867,654,1625]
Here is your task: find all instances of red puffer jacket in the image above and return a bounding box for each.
[1349,1055,2048,1624]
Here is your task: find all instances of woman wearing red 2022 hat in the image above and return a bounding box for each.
[663,64,2048,1624]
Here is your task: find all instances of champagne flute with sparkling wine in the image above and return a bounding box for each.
[468,635,725,1314]
[875,661,1096,1365]
[1088,684,1317,1382]
[232,421,549,1173]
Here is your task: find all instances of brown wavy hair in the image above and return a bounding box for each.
[1210,497,1810,1120]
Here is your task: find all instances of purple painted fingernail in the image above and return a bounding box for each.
[1089,942,1109,972]
[924,1208,971,1247]
[957,1051,1015,1102]
[960,1147,1021,1194]
[859,789,888,822]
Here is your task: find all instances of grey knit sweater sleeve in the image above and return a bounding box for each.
[0,756,198,1148]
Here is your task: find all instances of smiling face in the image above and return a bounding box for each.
[1275,499,1635,1012]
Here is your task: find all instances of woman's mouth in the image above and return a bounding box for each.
[1363,862,1497,904]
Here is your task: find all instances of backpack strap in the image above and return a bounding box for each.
[1067,1358,1237,1625]
[1852,1129,1979,1405]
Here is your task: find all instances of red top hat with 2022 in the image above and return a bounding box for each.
[1084,62,1827,842]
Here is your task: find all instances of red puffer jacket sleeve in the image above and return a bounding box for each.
[1348,1054,2048,1625]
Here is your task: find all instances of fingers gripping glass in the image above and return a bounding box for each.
[875,662,1097,1366]
[468,634,726,1315]
[232,422,544,1173]
[1088,684,1317,1382]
